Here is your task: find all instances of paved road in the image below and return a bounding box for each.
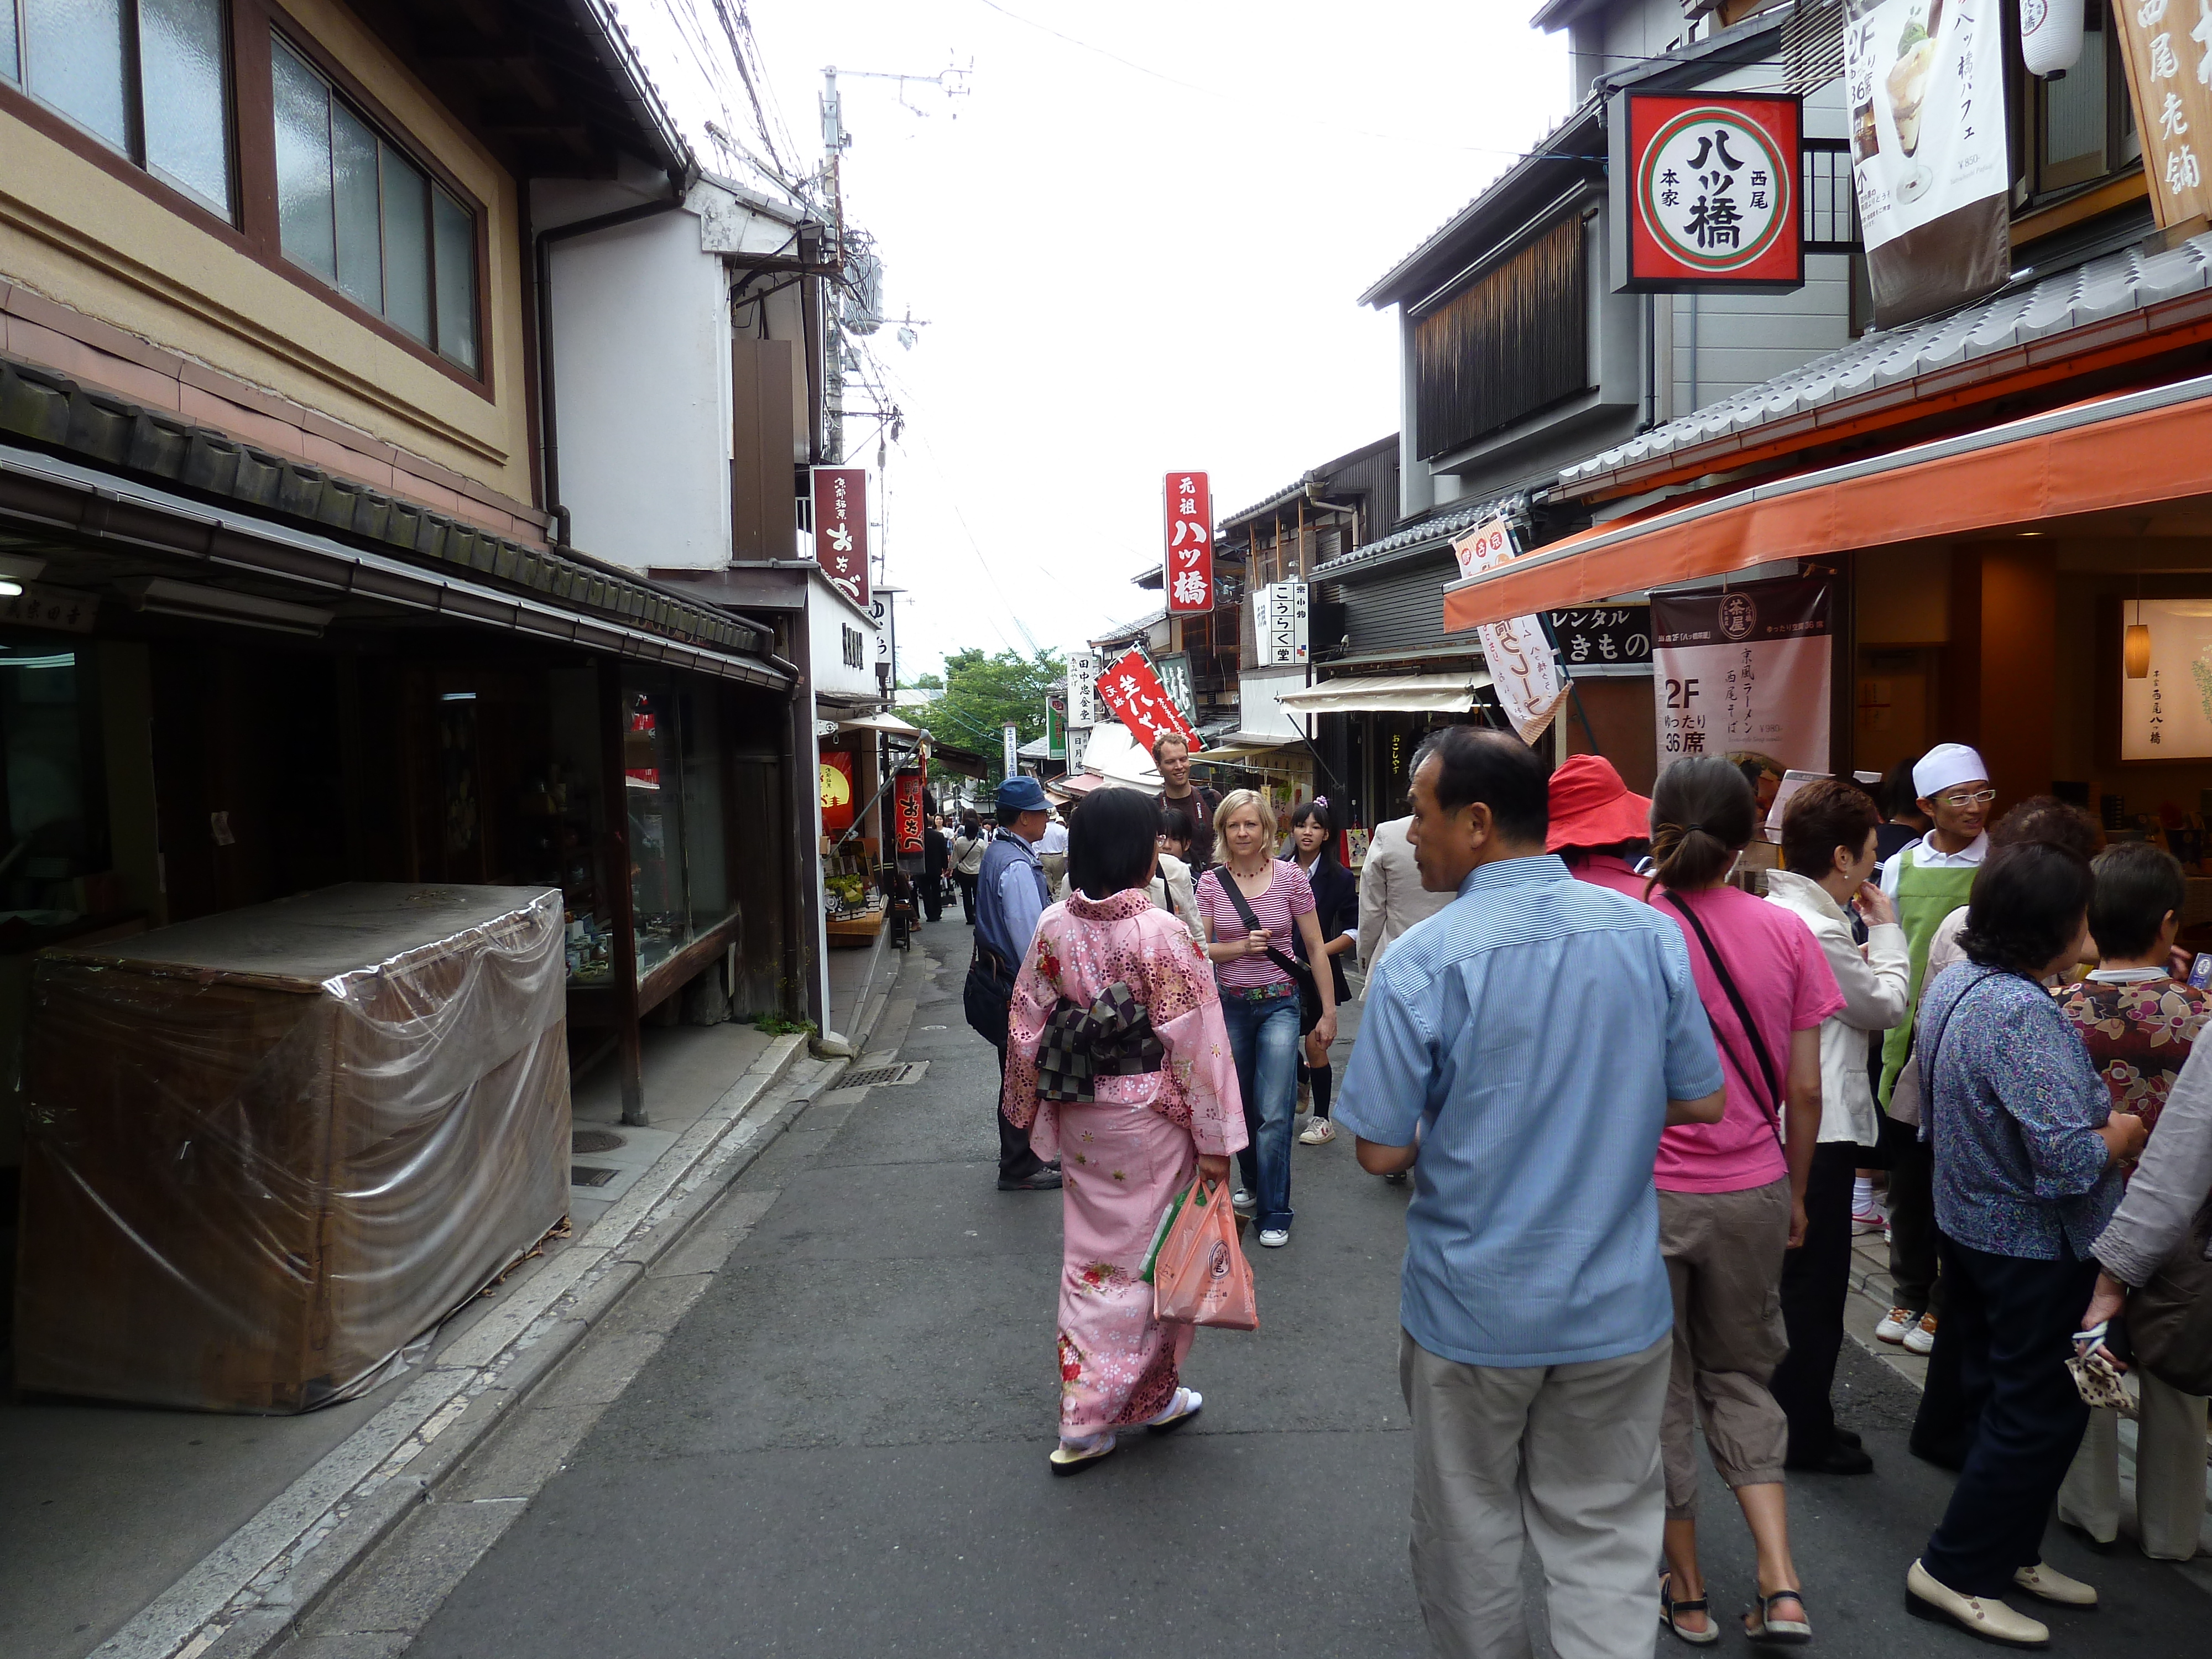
[356,914,2205,1657]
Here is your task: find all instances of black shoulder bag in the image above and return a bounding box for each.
[1661,891,1786,1147]
[1217,869,1323,1033]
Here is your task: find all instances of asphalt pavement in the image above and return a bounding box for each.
[350,912,2208,1658]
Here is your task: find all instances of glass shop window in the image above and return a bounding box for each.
[622,672,733,984]
[1,0,234,217]
[0,635,109,917]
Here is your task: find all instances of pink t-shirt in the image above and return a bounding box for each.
[1196,859,1316,990]
[1652,883,1843,1193]
[1567,853,1648,902]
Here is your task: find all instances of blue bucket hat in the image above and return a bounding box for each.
[995,775,1050,812]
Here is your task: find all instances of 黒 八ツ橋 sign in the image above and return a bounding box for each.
[1610,92,1803,292]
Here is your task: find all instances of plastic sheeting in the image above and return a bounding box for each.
[14,884,572,1413]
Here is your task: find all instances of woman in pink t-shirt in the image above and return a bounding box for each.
[1646,757,1841,1647]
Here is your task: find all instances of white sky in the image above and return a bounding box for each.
[614,1,1571,676]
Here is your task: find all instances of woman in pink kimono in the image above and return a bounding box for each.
[1002,786,1249,1474]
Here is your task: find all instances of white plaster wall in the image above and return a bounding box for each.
[808,571,885,700]
[549,209,732,571]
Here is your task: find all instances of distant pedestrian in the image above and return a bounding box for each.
[1334,727,1726,1659]
[1284,798,1357,1147]
[1645,755,1837,1646]
[1039,806,1070,892]
[1196,789,1335,1248]
[1154,734,1222,870]
[999,786,1247,1473]
[1152,807,1205,942]
[1905,841,2143,1646]
[1763,779,1908,1478]
[951,811,989,926]
[1357,733,1455,984]
[1874,757,1934,864]
[922,815,948,924]
[963,776,1061,1192]
[1547,753,1652,900]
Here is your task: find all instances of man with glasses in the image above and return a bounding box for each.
[1871,744,1994,1363]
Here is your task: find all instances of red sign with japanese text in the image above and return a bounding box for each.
[811,467,869,608]
[1164,471,1213,614]
[893,769,925,855]
[1095,648,1203,757]
[1621,92,1802,292]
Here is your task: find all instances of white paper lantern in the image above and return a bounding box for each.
[2021,0,2085,76]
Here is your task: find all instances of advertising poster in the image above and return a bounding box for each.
[1450,521,1568,744]
[1843,0,2012,327]
[1164,472,1214,613]
[1652,576,1833,806]
[2121,601,2212,759]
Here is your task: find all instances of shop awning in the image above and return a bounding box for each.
[1444,368,2212,633]
[1275,671,1491,714]
[839,711,922,735]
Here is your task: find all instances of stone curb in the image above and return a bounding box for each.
[96,1018,875,1659]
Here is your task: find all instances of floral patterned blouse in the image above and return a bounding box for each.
[999,888,1248,1162]
[2054,972,2212,1145]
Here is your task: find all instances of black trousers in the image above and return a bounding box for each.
[993,1039,1044,1181]
[955,873,978,925]
[1770,1140,1861,1460]
[1880,1113,1944,1317]
[921,872,944,922]
[1921,1238,2098,1595]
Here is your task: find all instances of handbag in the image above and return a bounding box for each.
[1150,1175,1260,1330]
[1661,891,1786,1147]
[2127,1207,2212,1395]
[1216,868,1324,1034]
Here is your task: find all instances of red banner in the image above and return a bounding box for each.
[1164,471,1213,613]
[811,467,869,608]
[1095,647,1203,757]
[893,770,925,855]
[820,748,854,836]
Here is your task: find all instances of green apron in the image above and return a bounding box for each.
[1877,844,1981,1106]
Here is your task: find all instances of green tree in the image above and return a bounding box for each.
[909,648,1065,781]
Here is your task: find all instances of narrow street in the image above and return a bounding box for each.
[287,915,2207,1658]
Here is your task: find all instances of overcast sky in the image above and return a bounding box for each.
[615,1,1571,676]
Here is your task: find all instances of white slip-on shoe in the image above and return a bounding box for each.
[1903,1313,1938,1355]
[1258,1227,1289,1248]
[2012,1562,2097,1607]
[1906,1559,2049,1648]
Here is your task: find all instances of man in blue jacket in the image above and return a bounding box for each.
[964,775,1061,1191]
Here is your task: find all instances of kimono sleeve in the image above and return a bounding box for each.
[1000,918,1062,1131]
[1147,927,1249,1157]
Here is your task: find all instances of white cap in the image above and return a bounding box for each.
[1912,743,1991,800]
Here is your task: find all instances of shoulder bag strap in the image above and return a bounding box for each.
[1216,867,1311,987]
[1661,891,1786,1146]
[1918,967,2007,1113]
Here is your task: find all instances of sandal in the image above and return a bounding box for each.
[1660,1572,1719,1647]
[1047,1432,1117,1475]
[1744,1588,1811,1645]
[1145,1386,1204,1433]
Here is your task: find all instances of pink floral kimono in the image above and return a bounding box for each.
[1001,888,1246,1436]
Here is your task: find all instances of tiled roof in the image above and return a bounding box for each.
[1558,229,2212,492]
[1313,491,1525,581]
[1092,608,1166,647]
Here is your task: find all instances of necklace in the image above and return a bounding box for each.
[1226,857,1270,883]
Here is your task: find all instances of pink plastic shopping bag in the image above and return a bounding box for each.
[1150,1176,1258,1331]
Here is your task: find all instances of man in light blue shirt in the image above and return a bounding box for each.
[966,775,1058,1191]
[1335,727,1724,1659]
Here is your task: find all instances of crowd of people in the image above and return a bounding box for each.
[952,723,2210,1655]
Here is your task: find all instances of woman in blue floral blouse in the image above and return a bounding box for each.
[1904,842,2148,1647]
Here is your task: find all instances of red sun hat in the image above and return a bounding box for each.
[1546,754,1653,852]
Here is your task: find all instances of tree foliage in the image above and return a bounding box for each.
[905,648,1065,780]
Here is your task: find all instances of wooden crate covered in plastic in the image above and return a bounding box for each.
[13,884,572,1412]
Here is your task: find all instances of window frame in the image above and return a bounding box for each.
[0,0,239,223]
[2012,0,2143,212]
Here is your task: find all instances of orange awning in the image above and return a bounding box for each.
[1443,371,2212,633]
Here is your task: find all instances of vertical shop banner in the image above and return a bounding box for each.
[893,770,926,855]
[811,467,869,608]
[1450,521,1569,743]
[1066,650,1103,727]
[1164,472,1214,613]
[1254,582,1311,665]
[2114,0,2212,228]
[820,748,855,836]
[1095,647,1204,755]
[1843,0,2012,328]
[1652,576,1833,791]
[1612,92,1804,291]
[1001,721,1018,779]
[1154,651,1198,723]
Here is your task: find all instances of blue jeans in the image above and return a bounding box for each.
[1220,985,1300,1231]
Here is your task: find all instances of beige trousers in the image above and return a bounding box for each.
[1400,1331,1671,1659]
[2057,1371,2209,1560]
[1658,1180,1793,1519]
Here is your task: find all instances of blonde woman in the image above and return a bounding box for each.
[1194,789,1337,1247]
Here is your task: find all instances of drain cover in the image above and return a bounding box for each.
[572,1129,626,1154]
[842,1061,930,1088]
[570,1165,619,1188]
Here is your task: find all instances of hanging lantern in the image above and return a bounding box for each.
[2021,0,2085,77]
[2127,618,2153,678]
